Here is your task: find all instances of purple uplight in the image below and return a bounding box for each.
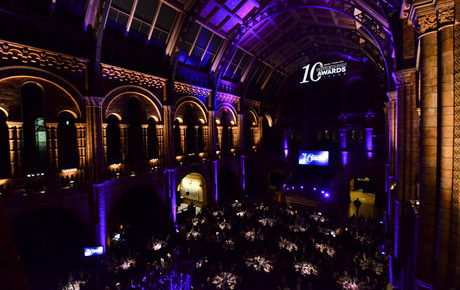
[365,128,373,151]
[313,187,317,191]
[341,151,349,166]
[300,186,304,189]
[325,193,330,198]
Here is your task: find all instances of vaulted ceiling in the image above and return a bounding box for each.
[102,0,396,91]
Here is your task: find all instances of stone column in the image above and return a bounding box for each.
[46,123,58,172]
[7,122,22,177]
[216,126,223,151]
[434,3,454,286]
[157,124,164,164]
[257,116,263,146]
[411,3,438,288]
[162,106,174,167]
[451,5,460,287]
[120,124,128,173]
[238,114,244,152]
[85,96,104,184]
[208,111,217,160]
[179,125,187,155]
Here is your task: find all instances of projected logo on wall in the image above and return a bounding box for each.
[299,151,329,166]
[300,61,347,83]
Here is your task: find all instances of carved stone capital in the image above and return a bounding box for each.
[417,13,438,34]
[85,96,105,107]
[387,91,397,102]
[436,3,454,26]
[393,68,417,86]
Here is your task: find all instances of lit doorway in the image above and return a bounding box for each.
[177,172,207,216]
[349,176,376,218]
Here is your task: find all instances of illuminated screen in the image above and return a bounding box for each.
[298,151,329,166]
[84,246,104,257]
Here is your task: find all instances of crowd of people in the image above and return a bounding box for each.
[61,199,389,289]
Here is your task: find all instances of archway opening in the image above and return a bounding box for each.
[21,82,46,173]
[11,208,84,289]
[349,176,376,218]
[177,173,207,216]
[108,186,169,252]
[106,114,122,165]
[127,97,145,172]
[57,111,79,170]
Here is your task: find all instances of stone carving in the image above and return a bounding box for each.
[437,5,454,25]
[174,81,212,99]
[0,40,87,72]
[393,69,415,86]
[85,96,105,107]
[216,92,240,105]
[417,13,437,34]
[451,23,460,275]
[246,99,261,109]
[101,64,166,89]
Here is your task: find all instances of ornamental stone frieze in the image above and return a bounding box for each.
[416,13,437,34]
[0,40,88,72]
[393,69,416,86]
[436,4,454,25]
[408,0,454,34]
[85,96,105,107]
[216,92,240,105]
[173,81,212,99]
[245,99,261,110]
[101,64,166,89]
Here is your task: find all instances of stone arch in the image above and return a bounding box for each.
[177,172,209,208]
[246,109,258,126]
[332,164,385,206]
[213,1,393,90]
[264,114,273,128]
[104,90,162,123]
[0,106,9,118]
[174,97,208,124]
[216,103,238,125]
[0,66,85,122]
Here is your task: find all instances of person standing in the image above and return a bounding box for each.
[353,198,362,215]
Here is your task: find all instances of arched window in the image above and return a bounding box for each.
[174,119,182,156]
[0,110,10,178]
[57,112,79,170]
[185,106,196,154]
[127,97,144,171]
[107,115,122,165]
[244,113,255,150]
[147,118,159,159]
[21,83,46,173]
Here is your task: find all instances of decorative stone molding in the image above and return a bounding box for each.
[387,91,397,102]
[393,68,416,86]
[451,22,460,277]
[0,40,87,72]
[417,13,437,34]
[245,99,261,109]
[436,4,454,25]
[174,81,212,99]
[216,92,240,105]
[85,96,105,107]
[101,64,166,89]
